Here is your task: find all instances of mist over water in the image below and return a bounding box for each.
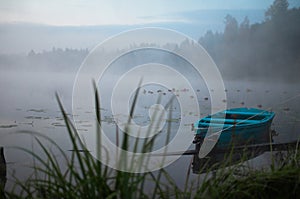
[0,66,299,190]
[0,1,300,193]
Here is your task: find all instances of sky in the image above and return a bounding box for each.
[0,0,299,26]
[0,0,299,54]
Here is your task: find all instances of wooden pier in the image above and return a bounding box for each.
[192,140,300,174]
[0,147,7,198]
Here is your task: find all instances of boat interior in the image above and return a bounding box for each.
[198,109,273,127]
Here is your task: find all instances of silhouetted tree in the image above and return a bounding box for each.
[224,14,238,43]
[198,0,300,81]
[265,0,289,20]
[239,16,250,38]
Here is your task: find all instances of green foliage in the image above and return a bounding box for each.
[194,151,300,199]
[3,84,185,199]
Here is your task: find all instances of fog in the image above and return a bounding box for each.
[0,0,300,192]
[0,9,265,54]
[199,4,300,82]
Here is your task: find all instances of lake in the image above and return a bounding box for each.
[0,69,299,192]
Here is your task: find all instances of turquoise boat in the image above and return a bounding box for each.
[193,107,275,149]
[191,107,275,173]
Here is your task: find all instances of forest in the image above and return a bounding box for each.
[0,48,88,72]
[199,0,300,82]
[0,0,299,82]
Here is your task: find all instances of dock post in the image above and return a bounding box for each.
[0,147,7,198]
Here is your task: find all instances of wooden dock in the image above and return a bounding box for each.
[192,140,300,174]
[0,146,7,198]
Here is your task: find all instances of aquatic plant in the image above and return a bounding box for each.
[3,82,300,198]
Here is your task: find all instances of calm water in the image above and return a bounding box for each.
[0,70,300,191]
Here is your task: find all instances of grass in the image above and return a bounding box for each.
[4,81,182,199]
[193,145,300,199]
[194,152,300,198]
[3,83,300,198]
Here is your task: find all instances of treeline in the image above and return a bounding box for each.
[0,48,89,72]
[199,0,300,82]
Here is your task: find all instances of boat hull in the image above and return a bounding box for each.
[192,107,275,173]
[193,107,275,149]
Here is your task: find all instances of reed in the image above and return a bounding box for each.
[3,83,300,198]
[4,83,182,198]
[194,145,300,199]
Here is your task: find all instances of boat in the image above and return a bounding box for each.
[191,107,275,173]
[193,107,275,149]
[153,107,297,174]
